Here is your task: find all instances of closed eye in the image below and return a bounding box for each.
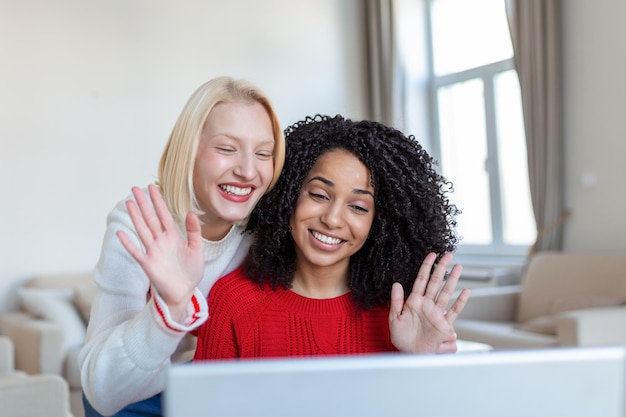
[350,205,369,214]
[216,146,236,153]
[308,191,329,201]
[256,151,273,159]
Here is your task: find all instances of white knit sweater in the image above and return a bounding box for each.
[78,188,250,415]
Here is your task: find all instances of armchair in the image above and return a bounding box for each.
[0,273,95,417]
[0,335,73,417]
[455,252,626,350]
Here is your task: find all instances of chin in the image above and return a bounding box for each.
[220,210,252,224]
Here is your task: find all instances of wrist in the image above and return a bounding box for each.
[149,286,208,332]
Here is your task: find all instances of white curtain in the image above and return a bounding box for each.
[505,0,569,256]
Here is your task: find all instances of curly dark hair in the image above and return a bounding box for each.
[244,114,460,310]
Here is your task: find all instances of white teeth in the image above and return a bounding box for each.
[221,185,252,196]
[312,231,342,245]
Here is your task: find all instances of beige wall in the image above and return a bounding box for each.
[1,0,625,313]
[0,0,368,312]
[561,0,626,252]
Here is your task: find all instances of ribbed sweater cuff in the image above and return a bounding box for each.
[122,291,208,371]
[150,286,208,332]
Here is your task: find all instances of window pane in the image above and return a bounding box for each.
[495,70,537,245]
[431,0,513,75]
[438,79,492,244]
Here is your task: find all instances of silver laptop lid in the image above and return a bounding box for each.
[165,346,625,417]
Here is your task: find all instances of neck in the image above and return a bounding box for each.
[291,264,350,299]
[200,222,233,241]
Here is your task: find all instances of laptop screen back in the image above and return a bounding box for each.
[165,346,625,417]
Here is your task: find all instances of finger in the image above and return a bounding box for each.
[436,329,458,354]
[388,282,405,319]
[424,252,453,299]
[437,340,458,354]
[434,263,463,309]
[412,252,437,296]
[185,211,203,251]
[117,230,146,264]
[148,184,176,232]
[445,288,471,323]
[132,186,163,238]
[125,199,154,247]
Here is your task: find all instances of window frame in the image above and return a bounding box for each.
[424,1,532,260]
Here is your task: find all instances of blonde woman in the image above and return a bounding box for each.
[79,77,285,416]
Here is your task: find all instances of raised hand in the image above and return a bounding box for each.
[388,252,470,354]
[117,184,205,322]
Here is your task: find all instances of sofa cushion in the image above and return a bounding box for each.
[0,373,72,417]
[516,252,626,323]
[517,295,625,335]
[455,319,558,350]
[18,288,85,354]
[0,336,14,373]
[516,315,556,335]
[25,273,93,291]
[24,273,96,324]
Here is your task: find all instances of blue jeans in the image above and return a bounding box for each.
[82,392,162,417]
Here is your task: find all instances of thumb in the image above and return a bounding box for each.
[185,212,203,250]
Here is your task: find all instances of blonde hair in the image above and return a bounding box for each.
[157,76,285,220]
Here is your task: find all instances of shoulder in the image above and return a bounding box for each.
[212,267,252,290]
[95,187,152,283]
[208,268,268,313]
[105,187,151,226]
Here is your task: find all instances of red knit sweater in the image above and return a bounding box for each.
[193,267,396,360]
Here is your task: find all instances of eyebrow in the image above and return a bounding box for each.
[213,134,274,144]
[307,176,374,197]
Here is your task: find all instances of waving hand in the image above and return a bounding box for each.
[116,184,205,322]
[389,252,470,354]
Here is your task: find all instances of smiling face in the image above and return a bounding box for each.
[193,100,275,240]
[289,149,375,278]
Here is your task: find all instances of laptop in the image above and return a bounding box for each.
[165,346,625,417]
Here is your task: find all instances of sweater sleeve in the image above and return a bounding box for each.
[78,194,208,416]
[193,269,244,361]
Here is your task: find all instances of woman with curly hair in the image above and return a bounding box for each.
[193,114,470,359]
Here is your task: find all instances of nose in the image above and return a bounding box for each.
[320,202,345,229]
[233,153,256,181]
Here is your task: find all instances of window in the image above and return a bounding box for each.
[426,0,536,258]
